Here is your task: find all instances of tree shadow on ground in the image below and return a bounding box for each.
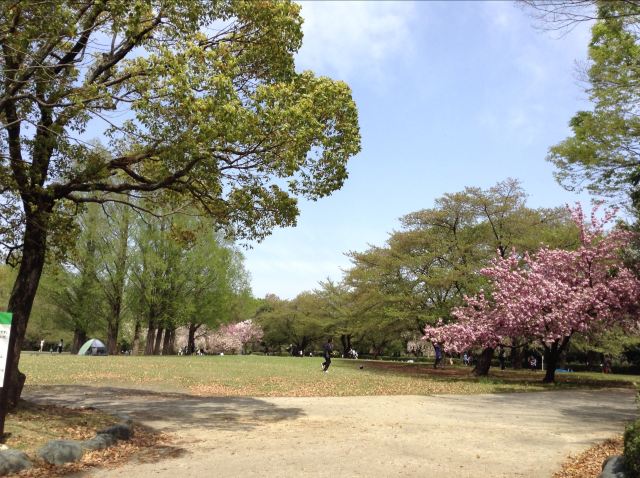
[447,387,638,429]
[344,360,638,389]
[24,385,305,433]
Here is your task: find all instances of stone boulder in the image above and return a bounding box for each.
[97,423,133,440]
[599,455,627,478]
[0,449,32,475]
[37,440,84,465]
[81,433,116,451]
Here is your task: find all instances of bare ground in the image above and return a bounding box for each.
[24,386,638,478]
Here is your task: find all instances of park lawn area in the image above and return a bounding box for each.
[19,353,639,397]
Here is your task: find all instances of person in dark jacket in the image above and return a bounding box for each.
[321,337,334,373]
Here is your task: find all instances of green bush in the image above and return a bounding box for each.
[624,417,640,477]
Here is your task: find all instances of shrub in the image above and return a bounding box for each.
[624,417,640,477]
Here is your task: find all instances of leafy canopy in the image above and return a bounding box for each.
[0,0,361,250]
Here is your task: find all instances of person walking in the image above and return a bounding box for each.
[57,339,63,354]
[321,337,333,373]
[498,346,506,370]
[39,339,45,353]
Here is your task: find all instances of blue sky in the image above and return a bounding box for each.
[243,1,597,299]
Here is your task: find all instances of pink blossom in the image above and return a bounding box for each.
[423,205,640,354]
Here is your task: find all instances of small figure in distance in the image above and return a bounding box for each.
[57,339,63,354]
[433,342,443,369]
[321,337,333,373]
[498,345,506,370]
[603,356,612,374]
[39,338,45,353]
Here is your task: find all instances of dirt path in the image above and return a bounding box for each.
[25,386,638,478]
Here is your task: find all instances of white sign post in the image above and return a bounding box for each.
[0,312,12,387]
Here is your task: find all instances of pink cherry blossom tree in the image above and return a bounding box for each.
[424,205,640,383]
[208,320,264,354]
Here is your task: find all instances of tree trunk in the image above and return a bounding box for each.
[106,304,120,355]
[132,320,142,355]
[71,329,87,354]
[510,338,523,369]
[543,343,559,383]
[543,336,571,383]
[473,347,494,376]
[105,209,130,356]
[168,328,176,353]
[144,320,156,355]
[188,323,200,354]
[340,334,352,358]
[162,328,174,355]
[153,327,164,355]
[3,206,51,410]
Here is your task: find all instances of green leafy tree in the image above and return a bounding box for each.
[545,2,640,207]
[47,205,106,352]
[0,0,360,407]
[128,214,188,355]
[344,180,578,367]
[98,203,132,354]
[180,223,252,354]
[256,292,329,355]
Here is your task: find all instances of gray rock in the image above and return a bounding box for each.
[599,455,627,478]
[37,440,84,465]
[0,449,32,474]
[97,423,133,440]
[81,433,115,451]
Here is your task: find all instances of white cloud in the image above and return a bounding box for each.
[296,1,416,82]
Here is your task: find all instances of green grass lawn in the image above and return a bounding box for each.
[19,353,640,397]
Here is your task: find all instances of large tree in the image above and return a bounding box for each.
[530,2,640,207]
[424,205,640,383]
[344,179,577,367]
[0,0,360,412]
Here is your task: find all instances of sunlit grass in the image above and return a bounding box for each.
[20,353,639,397]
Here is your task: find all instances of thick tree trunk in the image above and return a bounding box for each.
[510,338,523,369]
[105,209,130,356]
[543,344,559,383]
[131,320,142,355]
[144,320,156,355]
[3,207,51,410]
[188,323,200,354]
[473,347,494,376]
[71,329,87,354]
[153,327,164,355]
[340,334,352,357]
[162,328,174,355]
[106,304,120,355]
[543,336,571,383]
[168,328,176,353]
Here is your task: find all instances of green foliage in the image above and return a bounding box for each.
[548,2,640,206]
[0,0,361,247]
[255,292,329,353]
[45,205,107,350]
[570,327,640,359]
[624,415,640,477]
[343,179,578,351]
[0,0,361,382]
[126,211,253,353]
